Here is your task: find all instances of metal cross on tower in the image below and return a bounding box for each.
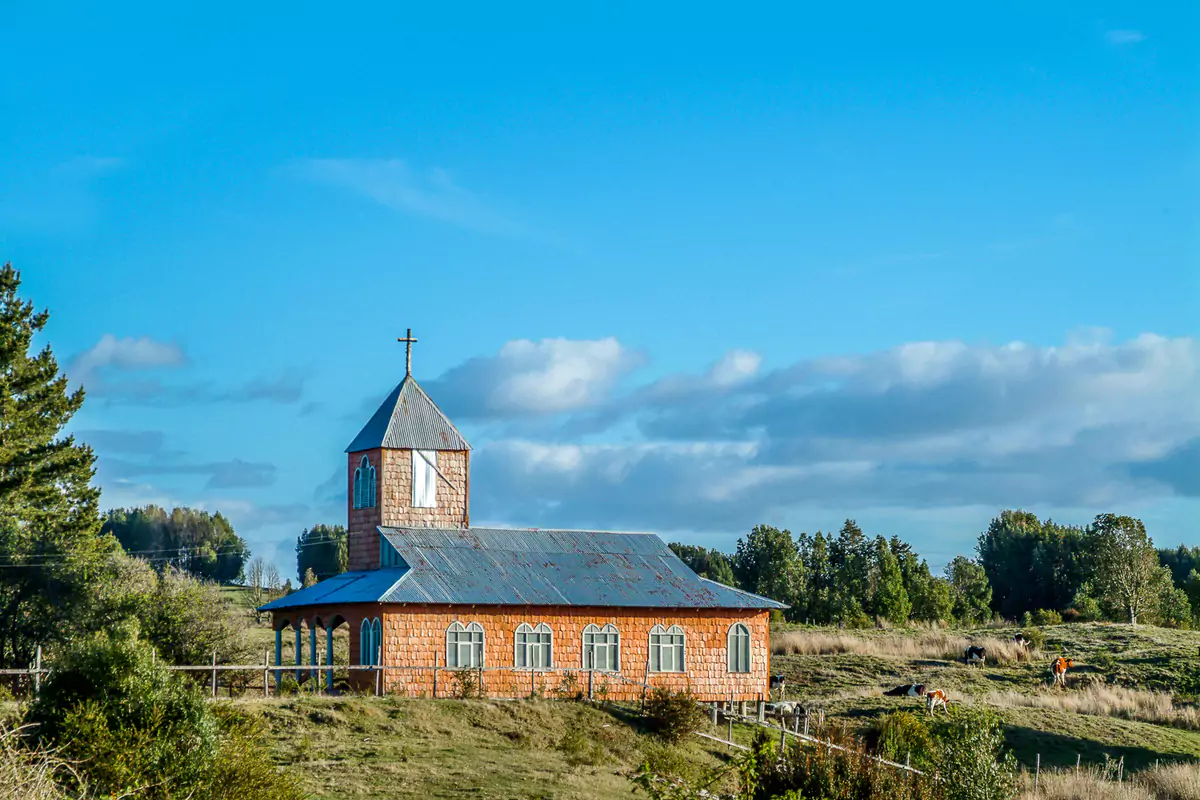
[398,328,418,376]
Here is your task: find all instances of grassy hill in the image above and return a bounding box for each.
[769,622,1200,771]
[250,696,735,800]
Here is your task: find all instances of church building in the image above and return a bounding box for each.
[261,333,783,701]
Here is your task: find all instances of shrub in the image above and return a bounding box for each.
[24,626,302,800]
[933,709,1017,800]
[643,688,707,744]
[870,711,940,773]
[141,567,253,666]
[451,667,481,699]
[1031,609,1063,626]
[1018,627,1046,651]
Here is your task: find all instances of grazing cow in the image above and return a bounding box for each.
[925,689,949,715]
[964,646,986,667]
[1051,657,1075,688]
[770,674,786,697]
[883,683,927,698]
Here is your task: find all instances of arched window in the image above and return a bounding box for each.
[359,617,382,665]
[515,623,552,668]
[727,623,751,673]
[446,621,484,668]
[582,623,620,672]
[649,624,685,673]
[353,455,377,509]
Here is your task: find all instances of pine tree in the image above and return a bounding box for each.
[0,263,113,667]
[296,524,348,583]
[870,536,911,624]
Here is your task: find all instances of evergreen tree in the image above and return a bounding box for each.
[104,505,249,583]
[946,556,993,625]
[667,542,736,586]
[830,519,871,622]
[0,263,113,667]
[869,536,911,624]
[799,531,834,623]
[732,524,804,616]
[295,524,348,582]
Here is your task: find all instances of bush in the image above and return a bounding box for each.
[24,626,302,800]
[933,709,1017,800]
[141,567,253,666]
[643,688,708,744]
[870,711,939,772]
[1030,609,1063,626]
[1018,627,1046,651]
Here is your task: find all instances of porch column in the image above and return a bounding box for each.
[295,626,303,682]
[274,628,283,686]
[309,624,318,683]
[326,626,335,691]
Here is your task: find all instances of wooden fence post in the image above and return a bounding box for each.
[263,649,270,698]
[727,717,733,750]
[710,703,718,725]
[210,650,217,698]
[588,669,594,701]
[34,646,42,695]
[433,650,438,699]
[1034,753,1040,791]
[757,697,765,722]
[1076,753,1080,775]
[1119,756,1124,783]
[531,667,536,699]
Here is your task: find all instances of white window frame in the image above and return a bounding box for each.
[727,622,751,673]
[649,624,686,673]
[515,622,553,669]
[582,623,620,672]
[446,621,484,668]
[412,450,438,508]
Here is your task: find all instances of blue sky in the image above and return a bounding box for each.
[2,1,1196,578]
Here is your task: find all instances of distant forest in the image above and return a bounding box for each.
[669,510,1200,629]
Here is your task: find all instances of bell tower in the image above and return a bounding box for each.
[345,331,471,571]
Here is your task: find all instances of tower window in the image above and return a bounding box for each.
[353,456,376,509]
[412,450,438,508]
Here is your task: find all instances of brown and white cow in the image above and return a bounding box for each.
[1051,657,1075,688]
[883,683,927,698]
[925,689,949,715]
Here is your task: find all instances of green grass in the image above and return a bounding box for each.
[770,622,1200,773]
[248,696,736,800]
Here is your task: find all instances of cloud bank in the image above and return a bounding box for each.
[425,333,1199,534]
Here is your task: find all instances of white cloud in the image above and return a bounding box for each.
[289,158,528,238]
[70,334,187,384]
[450,333,1200,535]
[431,337,642,418]
[1106,29,1146,44]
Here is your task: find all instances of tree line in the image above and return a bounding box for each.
[671,510,1195,628]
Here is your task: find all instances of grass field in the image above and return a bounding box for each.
[251,696,737,800]
[769,622,1200,772]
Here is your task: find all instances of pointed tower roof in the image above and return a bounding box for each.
[345,376,471,453]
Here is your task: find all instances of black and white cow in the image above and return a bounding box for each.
[964,645,986,667]
[769,674,786,698]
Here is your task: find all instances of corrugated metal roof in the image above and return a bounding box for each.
[377,527,784,609]
[258,527,785,612]
[345,376,471,453]
[258,568,409,612]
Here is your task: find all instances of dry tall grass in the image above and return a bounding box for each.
[773,630,1029,665]
[985,685,1200,731]
[0,722,83,800]
[1017,761,1200,800]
